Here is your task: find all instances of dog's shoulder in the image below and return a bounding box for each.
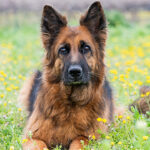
[18,70,42,115]
[102,78,114,121]
[103,78,113,101]
[29,70,42,114]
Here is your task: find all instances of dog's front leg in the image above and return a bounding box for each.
[69,136,88,150]
[23,139,48,150]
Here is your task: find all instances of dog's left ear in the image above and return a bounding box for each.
[41,5,67,50]
[80,1,106,33]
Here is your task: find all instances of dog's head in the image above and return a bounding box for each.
[41,1,107,88]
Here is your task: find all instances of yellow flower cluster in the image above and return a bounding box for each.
[0,71,7,77]
[117,115,131,124]
[141,92,150,97]
[1,43,13,50]
[97,117,107,123]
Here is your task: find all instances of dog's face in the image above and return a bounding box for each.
[49,26,96,86]
[41,2,107,87]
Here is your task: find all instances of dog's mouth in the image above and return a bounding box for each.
[67,81,82,85]
[63,74,90,86]
[64,80,89,86]
[63,72,90,86]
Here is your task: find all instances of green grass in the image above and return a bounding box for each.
[0,13,150,149]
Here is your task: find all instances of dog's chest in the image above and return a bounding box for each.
[51,106,95,130]
[46,106,100,146]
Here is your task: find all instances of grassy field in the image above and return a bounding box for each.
[0,13,150,149]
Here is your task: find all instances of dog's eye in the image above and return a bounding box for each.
[58,45,70,55]
[80,44,91,54]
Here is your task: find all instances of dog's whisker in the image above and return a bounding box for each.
[89,72,100,77]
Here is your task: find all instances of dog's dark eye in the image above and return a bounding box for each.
[80,44,91,54]
[59,44,70,55]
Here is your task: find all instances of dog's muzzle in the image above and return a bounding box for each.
[68,65,83,84]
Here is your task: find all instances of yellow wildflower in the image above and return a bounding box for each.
[143,136,148,141]
[118,141,122,145]
[111,142,115,146]
[147,80,150,83]
[137,80,143,86]
[141,94,145,98]
[115,62,120,67]
[118,115,123,119]
[18,108,22,112]
[126,116,130,120]
[92,135,96,140]
[146,76,150,80]
[133,91,137,95]
[102,119,107,123]
[0,94,4,98]
[18,75,23,79]
[119,77,125,82]
[0,71,7,77]
[112,76,118,82]
[1,43,13,49]
[3,82,7,85]
[110,69,118,75]
[119,74,125,78]
[106,136,110,139]
[22,77,26,80]
[146,92,150,96]
[128,83,133,87]
[97,117,102,122]
[22,138,28,143]
[10,84,19,90]
[126,68,131,73]
[6,87,12,92]
[4,102,7,107]
[9,146,14,150]
[123,120,126,124]
[20,117,23,121]
[0,77,4,81]
[13,86,19,90]
[9,77,12,80]
[125,60,135,66]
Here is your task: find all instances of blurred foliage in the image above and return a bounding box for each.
[105,10,130,27]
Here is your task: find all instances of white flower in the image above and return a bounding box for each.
[136,120,147,129]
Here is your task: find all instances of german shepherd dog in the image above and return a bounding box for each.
[19,1,114,149]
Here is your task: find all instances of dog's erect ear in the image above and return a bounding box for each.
[80,1,106,33]
[41,5,67,50]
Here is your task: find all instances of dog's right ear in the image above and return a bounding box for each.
[41,5,67,50]
[80,1,106,33]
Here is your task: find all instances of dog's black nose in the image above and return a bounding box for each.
[68,65,82,79]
